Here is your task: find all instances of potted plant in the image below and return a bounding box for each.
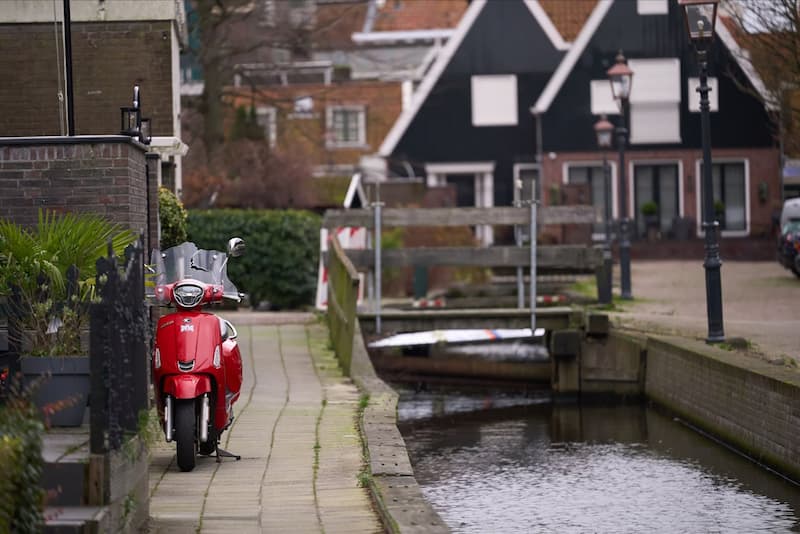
[0,210,135,426]
[640,201,660,240]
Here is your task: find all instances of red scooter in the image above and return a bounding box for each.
[148,238,245,471]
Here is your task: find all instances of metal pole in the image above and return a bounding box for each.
[63,0,75,135]
[529,199,537,332]
[374,201,383,335]
[698,49,725,343]
[598,152,613,304]
[617,101,632,299]
[515,199,524,309]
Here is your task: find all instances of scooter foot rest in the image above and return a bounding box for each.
[215,446,241,462]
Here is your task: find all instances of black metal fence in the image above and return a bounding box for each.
[89,238,150,453]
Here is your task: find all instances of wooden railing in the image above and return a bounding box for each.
[326,233,360,376]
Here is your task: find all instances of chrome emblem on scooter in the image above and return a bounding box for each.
[178,360,195,372]
[180,323,195,332]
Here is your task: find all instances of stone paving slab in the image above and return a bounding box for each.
[147,314,381,533]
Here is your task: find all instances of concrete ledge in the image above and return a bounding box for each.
[349,320,450,533]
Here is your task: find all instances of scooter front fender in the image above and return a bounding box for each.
[163,374,213,399]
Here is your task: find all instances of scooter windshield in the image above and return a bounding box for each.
[147,242,241,301]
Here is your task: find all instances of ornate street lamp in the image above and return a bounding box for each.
[594,115,614,304]
[680,0,724,343]
[607,51,633,299]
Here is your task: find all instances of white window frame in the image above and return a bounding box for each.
[255,106,277,148]
[563,161,619,241]
[629,58,682,145]
[637,0,668,15]
[326,105,367,148]
[424,161,495,246]
[471,74,518,127]
[629,159,685,236]
[694,158,751,237]
[513,163,540,205]
[562,161,619,220]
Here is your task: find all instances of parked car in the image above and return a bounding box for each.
[777,198,800,277]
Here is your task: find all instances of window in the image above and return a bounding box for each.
[514,164,539,204]
[633,163,680,238]
[471,75,518,126]
[326,105,366,147]
[255,107,277,148]
[637,0,668,15]
[567,164,612,235]
[700,162,747,232]
[628,58,681,144]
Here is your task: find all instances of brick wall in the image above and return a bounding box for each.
[227,81,403,170]
[540,146,781,239]
[145,153,161,253]
[0,137,148,238]
[645,336,800,481]
[0,21,174,137]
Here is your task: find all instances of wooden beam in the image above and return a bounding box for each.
[335,245,602,270]
[322,206,596,228]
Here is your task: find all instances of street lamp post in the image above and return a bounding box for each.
[594,115,615,304]
[680,0,724,343]
[607,52,634,299]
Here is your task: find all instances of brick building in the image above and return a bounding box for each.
[0,0,187,192]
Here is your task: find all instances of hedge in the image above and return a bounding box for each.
[159,187,188,249]
[187,209,321,310]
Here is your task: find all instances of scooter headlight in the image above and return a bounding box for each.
[213,345,221,368]
[173,282,204,308]
[154,347,161,369]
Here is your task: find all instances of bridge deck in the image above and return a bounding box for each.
[358,306,579,334]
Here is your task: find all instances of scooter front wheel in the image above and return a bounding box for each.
[175,399,197,472]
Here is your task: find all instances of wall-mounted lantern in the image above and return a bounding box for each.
[120,85,142,138]
[139,117,152,145]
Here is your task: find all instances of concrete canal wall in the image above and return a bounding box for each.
[576,327,800,482]
[644,335,800,482]
[348,320,450,533]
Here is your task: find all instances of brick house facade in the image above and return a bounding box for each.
[0,0,187,193]
[229,81,402,177]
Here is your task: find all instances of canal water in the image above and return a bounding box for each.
[398,392,800,533]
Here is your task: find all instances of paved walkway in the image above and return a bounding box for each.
[610,260,800,364]
[147,314,381,533]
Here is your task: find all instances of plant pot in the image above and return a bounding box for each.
[20,356,90,427]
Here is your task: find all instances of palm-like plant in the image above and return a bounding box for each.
[0,210,137,356]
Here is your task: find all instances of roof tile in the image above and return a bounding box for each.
[538,0,597,42]
[373,0,468,32]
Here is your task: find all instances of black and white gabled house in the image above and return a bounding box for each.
[378,0,779,246]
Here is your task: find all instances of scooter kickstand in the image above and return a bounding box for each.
[215,446,241,463]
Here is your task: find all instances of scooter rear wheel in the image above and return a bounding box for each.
[175,399,197,472]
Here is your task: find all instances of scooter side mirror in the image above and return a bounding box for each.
[227,237,246,258]
[220,319,238,342]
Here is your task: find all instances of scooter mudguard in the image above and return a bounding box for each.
[163,374,213,399]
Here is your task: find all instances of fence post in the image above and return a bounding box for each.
[374,201,383,335]
[530,200,538,333]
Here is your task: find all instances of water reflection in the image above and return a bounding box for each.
[399,394,800,533]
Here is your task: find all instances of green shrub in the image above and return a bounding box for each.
[0,388,45,532]
[159,187,188,249]
[187,209,321,310]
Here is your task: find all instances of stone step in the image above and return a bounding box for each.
[43,505,110,534]
[41,426,90,506]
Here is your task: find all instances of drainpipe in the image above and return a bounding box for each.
[63,0,75,135]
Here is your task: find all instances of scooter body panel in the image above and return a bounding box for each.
[162,374,212,399]
[153,310,241,432]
